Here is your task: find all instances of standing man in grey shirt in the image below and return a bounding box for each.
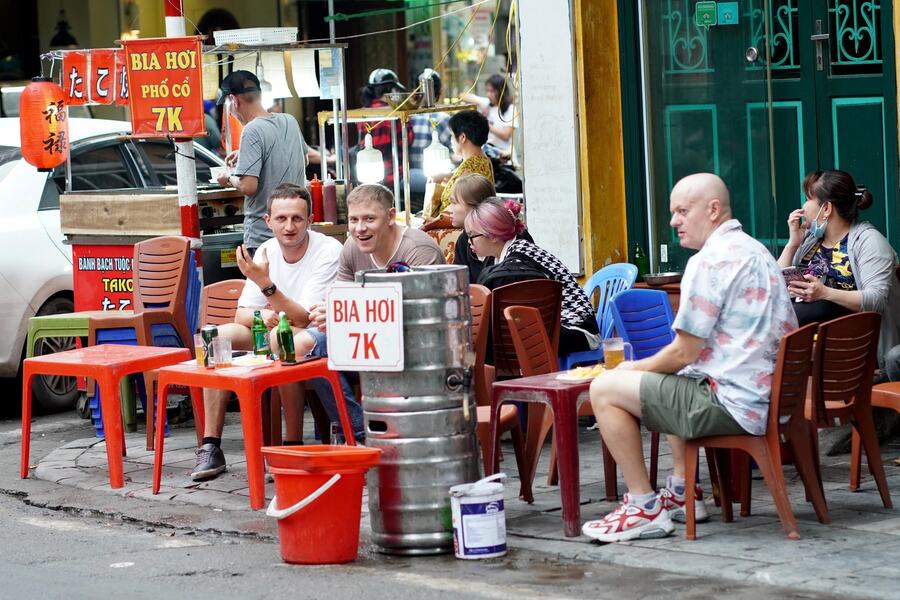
[216,70,309,254]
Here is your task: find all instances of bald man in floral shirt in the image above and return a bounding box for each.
[582,173,797,543]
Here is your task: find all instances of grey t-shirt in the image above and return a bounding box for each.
[337,227,445,282]
[234,112,308,248]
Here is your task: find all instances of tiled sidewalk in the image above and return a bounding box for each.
[34,420,900,599]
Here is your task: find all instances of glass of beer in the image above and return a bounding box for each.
[602,337,633,369]
[194,334,205,367]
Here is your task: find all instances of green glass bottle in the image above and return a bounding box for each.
[252,310,270,357]
[277,311,296,364]
[633,242,650,281]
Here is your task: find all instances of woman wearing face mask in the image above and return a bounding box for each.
[777,170,900,364]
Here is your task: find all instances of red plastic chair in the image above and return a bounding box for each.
[807,312,892,508]
[490,279,562,378]
[850,382,900,491]
[470,285,532,502]
[684,323,827,540]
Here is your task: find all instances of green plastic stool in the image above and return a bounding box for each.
[26,311,139,430]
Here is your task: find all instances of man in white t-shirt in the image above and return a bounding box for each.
[192,183,342,481]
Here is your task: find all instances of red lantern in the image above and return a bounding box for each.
[20,77,70,172]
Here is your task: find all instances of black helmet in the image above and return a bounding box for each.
[367,68,405,91]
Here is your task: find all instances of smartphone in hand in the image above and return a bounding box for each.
[782,266,806,285]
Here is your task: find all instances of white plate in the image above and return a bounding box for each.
[555,373,600,382]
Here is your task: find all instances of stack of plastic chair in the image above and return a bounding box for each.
[560,263,637,369]
[87,237,199,447]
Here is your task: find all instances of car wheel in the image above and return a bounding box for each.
[31,296,80,413]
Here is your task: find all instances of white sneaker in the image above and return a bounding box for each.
[582,494,675,542]
[659,484,709,523]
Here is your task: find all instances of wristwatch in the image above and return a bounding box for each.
[261,283,277,297]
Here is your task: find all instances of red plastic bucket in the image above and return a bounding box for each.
[262,445,381,565]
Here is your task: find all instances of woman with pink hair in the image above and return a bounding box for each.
[466,198,599,355]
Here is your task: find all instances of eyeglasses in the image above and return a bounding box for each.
[467,233,483,245]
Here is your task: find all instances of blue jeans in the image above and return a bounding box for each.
[304,328,365,441]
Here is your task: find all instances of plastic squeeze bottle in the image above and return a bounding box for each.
[309,174,324,223]
[323,174,338,223]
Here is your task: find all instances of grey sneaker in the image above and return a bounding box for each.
[191,443,226,481]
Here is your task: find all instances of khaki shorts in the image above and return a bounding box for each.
[639,373,746,440]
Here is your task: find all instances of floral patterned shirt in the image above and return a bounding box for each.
[673,219,798,435]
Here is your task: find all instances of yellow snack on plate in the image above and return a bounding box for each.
[557,363,605,380]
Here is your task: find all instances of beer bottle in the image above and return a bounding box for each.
[277,311,296,364]
[252,310,270,357]
[632,242,650,281]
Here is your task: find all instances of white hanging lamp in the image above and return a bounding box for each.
[422,130,453,179]
[256,55,275,110]
[356,133,385,183]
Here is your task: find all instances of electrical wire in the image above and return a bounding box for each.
[303,0,490,44]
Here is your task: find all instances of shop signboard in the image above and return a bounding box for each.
[122,36,204,137]
[71,245,134,312]
[326,282,404,372]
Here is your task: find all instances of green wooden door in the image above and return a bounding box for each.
[643,1,774,270]
[769,0,898,248]
[629,1,898,270]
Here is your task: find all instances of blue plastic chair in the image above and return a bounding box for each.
[608,288,675,488]
[559,263,638,369]
[609,289,675,359]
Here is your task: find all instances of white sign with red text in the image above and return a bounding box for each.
[326,282,404,372]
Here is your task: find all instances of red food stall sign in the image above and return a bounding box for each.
[123,37,204,137]
[89,49,115,105]
[72,245,134,312]
[62,51,88,106]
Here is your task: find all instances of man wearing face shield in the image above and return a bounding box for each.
[215,70,309,255]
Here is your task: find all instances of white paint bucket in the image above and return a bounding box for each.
[449,473,507,559]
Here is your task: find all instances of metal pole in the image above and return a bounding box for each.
[320,118,327,183]
[637,0,657,272]
[391,118,400,213]
[339,49,350,187]
[401,117,411,225]
[164,0,202,271]
[328,0,342,181]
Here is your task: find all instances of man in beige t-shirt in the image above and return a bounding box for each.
[305,184,444,440]
[335,184,445,281]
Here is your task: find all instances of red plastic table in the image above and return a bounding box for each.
[152,358,354,510]
[490,372,593,537]
[20,344,191,488]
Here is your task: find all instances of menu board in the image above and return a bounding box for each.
[518,0,583,273]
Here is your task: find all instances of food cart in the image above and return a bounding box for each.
[49,38,353,311]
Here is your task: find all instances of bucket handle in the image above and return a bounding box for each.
[265,473,342,520]
[453,472,507,497]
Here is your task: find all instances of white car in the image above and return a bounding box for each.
[0,117,224,412]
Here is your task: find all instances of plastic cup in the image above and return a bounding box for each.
[213,337,232,369]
